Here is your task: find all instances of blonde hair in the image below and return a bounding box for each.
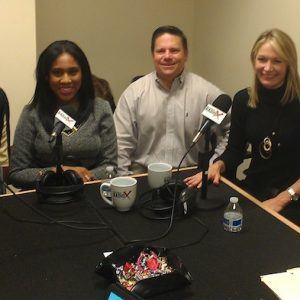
[249,28,300,108]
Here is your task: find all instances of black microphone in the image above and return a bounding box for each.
[49,105,77,143]
[192,94,232,144]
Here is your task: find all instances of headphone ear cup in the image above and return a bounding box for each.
[62,170,83,185]
[159,182,197,217]
[36,170,84,204]
[160,181,185,204]
[39,170,57,186]
[177,187,197,216]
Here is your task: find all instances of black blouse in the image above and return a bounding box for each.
[218,85,300,199]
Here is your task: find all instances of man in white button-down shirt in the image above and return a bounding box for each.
[114,25,230,175]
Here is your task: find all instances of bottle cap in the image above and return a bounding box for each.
[106,165,114,172]
[230,197,238,203]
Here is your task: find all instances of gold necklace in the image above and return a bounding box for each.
[62,125,79,137]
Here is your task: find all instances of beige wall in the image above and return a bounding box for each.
[194,0,300,179]
[0,0,36,141]
[4,0,300,143]
[36,0,196,101]
[195,0,300,97]
[36,0,300,100]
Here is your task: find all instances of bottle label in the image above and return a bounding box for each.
[223,218,242,227]
[223,212,243,232]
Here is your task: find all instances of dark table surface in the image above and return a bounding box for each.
[1,170,299,300]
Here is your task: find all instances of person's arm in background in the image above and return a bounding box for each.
[113,88,138,175]
[209,94,231,164]
[0,88,10,166]
[0,116,9,167]
[185,90,248,188]
[196,81,231,165]
[263,179,300,212]
[0,89,10,193]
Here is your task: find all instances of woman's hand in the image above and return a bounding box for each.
[62,166,95,182]
[184,160,225,188]
[263,179,300,212]
[263,191,291,212]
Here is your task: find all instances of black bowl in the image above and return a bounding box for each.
[96,245,192,298]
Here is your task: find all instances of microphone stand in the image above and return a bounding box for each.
[196,128,227,210]
[41,132,82,204]
[54,133,64,185]
[200,130,210,199]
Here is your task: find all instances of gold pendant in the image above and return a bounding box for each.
[62,125,79,137]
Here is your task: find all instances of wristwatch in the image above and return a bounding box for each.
[287,188,299,201]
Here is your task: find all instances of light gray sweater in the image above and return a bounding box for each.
[9,99,117,188]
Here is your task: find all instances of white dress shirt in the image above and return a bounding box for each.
[114,71,230,175]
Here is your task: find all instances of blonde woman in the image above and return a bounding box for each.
[185,29,300,212]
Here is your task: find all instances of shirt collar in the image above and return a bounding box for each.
[154,69,186,90]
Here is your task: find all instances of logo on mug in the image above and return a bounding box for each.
[113,191,132,198]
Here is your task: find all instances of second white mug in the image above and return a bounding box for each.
[147,162,172,189]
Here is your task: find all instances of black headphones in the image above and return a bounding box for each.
[36,170,84,204]
[139,181,197,219]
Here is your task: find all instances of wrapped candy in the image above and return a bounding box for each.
[115,249,174,290]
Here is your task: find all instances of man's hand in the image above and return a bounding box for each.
[184,160,225,188]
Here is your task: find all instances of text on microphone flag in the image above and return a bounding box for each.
[55,109,76,129]
[201,104,227,125]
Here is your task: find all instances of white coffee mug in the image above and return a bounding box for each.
[100,177,137,211]
[147,162,172,189]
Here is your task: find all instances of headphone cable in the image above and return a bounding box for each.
[124,143,201,246]
[0,180,109,231]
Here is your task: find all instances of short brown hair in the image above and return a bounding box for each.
[151,25,188,53]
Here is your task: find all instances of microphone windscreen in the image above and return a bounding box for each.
[212,94,232,113]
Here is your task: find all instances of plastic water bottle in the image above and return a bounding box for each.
[223,197,243,232]
[101,166,115,198]
[105,166,115,180]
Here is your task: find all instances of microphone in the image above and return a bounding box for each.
[49,105,76,143]
[192,94,232,144]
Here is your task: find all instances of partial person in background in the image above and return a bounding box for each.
[0,88,10,166]
[185,29,300,212]
[114,25,230,175]
[0,88,10,193]
[9,40,117,189]
[92,74,116,112]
